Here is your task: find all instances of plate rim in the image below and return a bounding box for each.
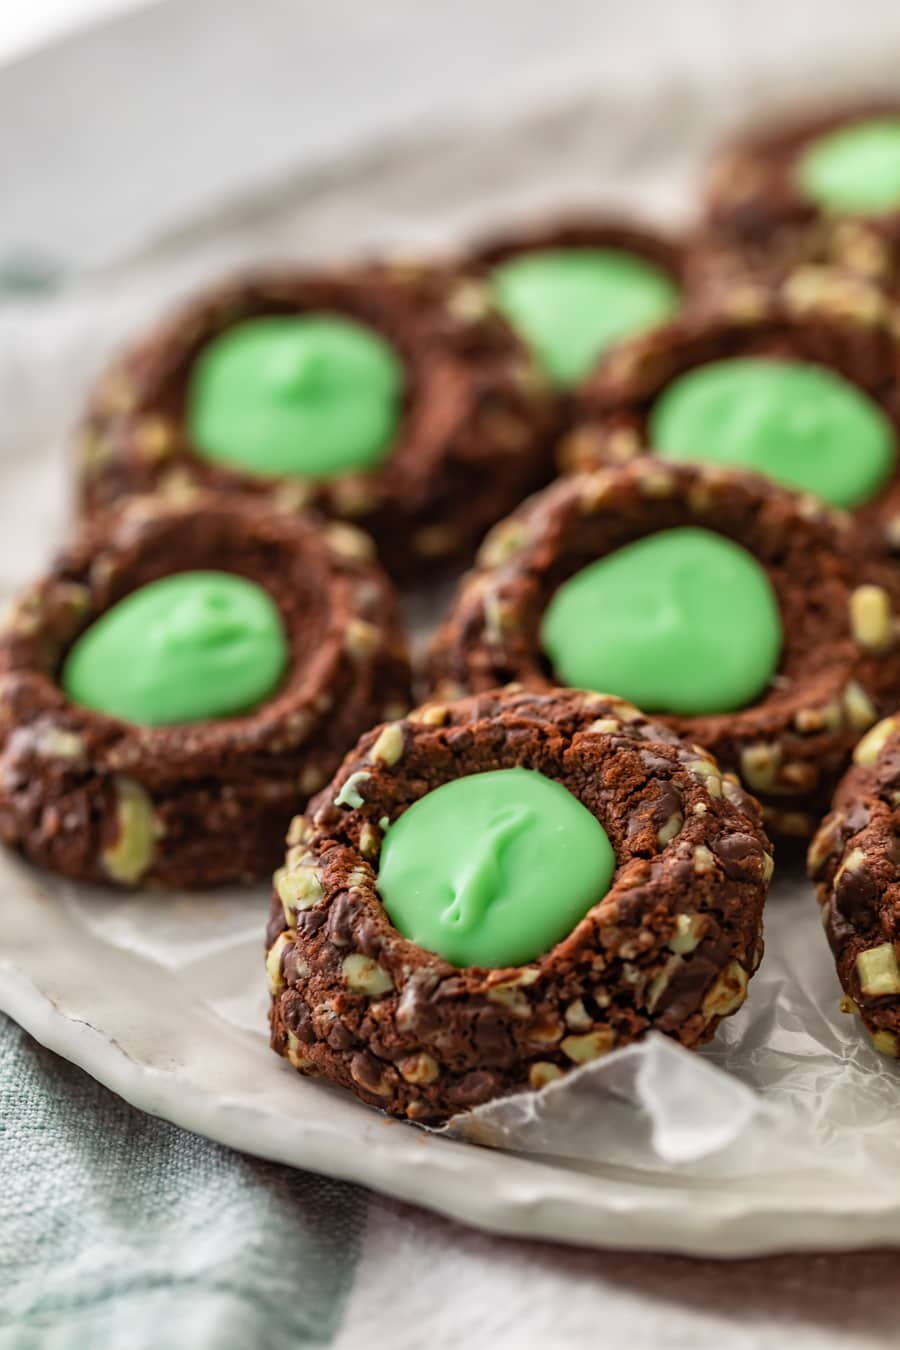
[4,960,900,1259]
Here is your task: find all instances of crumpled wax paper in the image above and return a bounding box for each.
[446,876,900,1184]
[3,58,900,1209]
[46,867,900,1201]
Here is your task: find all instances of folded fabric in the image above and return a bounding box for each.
[0,1015,367,1349]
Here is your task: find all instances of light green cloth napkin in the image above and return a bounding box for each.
[0,1014,367,1349]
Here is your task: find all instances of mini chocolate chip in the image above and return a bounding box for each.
[654,955,721,1029]
[350,1049,385,1093]
[283,947,308,984]
[327,1019,355,1052]
[713,832,763,881]
[445,726,476,755]
[627,781,683,842]
[326,891,356,947]
[353,913,383,958]
[397,978,443,1038]
[835,865,879,928]
[444,1070,498,1107]
[724,779,757,817]
[283,993,315,1043]
[653,783,683,824]
[639,751,676,775]
[654,856,697,891]
[607,885,651,929]
[825,895,856,950]
[295,908,327,937]
[266,907,288,947]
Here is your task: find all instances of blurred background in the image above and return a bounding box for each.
[4,0,900,277]
[2,0,900,583]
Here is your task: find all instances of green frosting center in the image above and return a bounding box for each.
[489,247,680,388]
[796,117,900,214]
[378,768,614,968]
[650,357,895,509]
[187,313,403,478]
[62,570,288,725]
[541,527,782,716]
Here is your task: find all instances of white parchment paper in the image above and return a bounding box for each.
[447,877,887,1181]
[37,864,900,1213]
[3,58,900,1248]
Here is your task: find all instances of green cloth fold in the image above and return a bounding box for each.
[0,1015,367,1349]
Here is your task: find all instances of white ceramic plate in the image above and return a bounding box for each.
[5,838,900,1257]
